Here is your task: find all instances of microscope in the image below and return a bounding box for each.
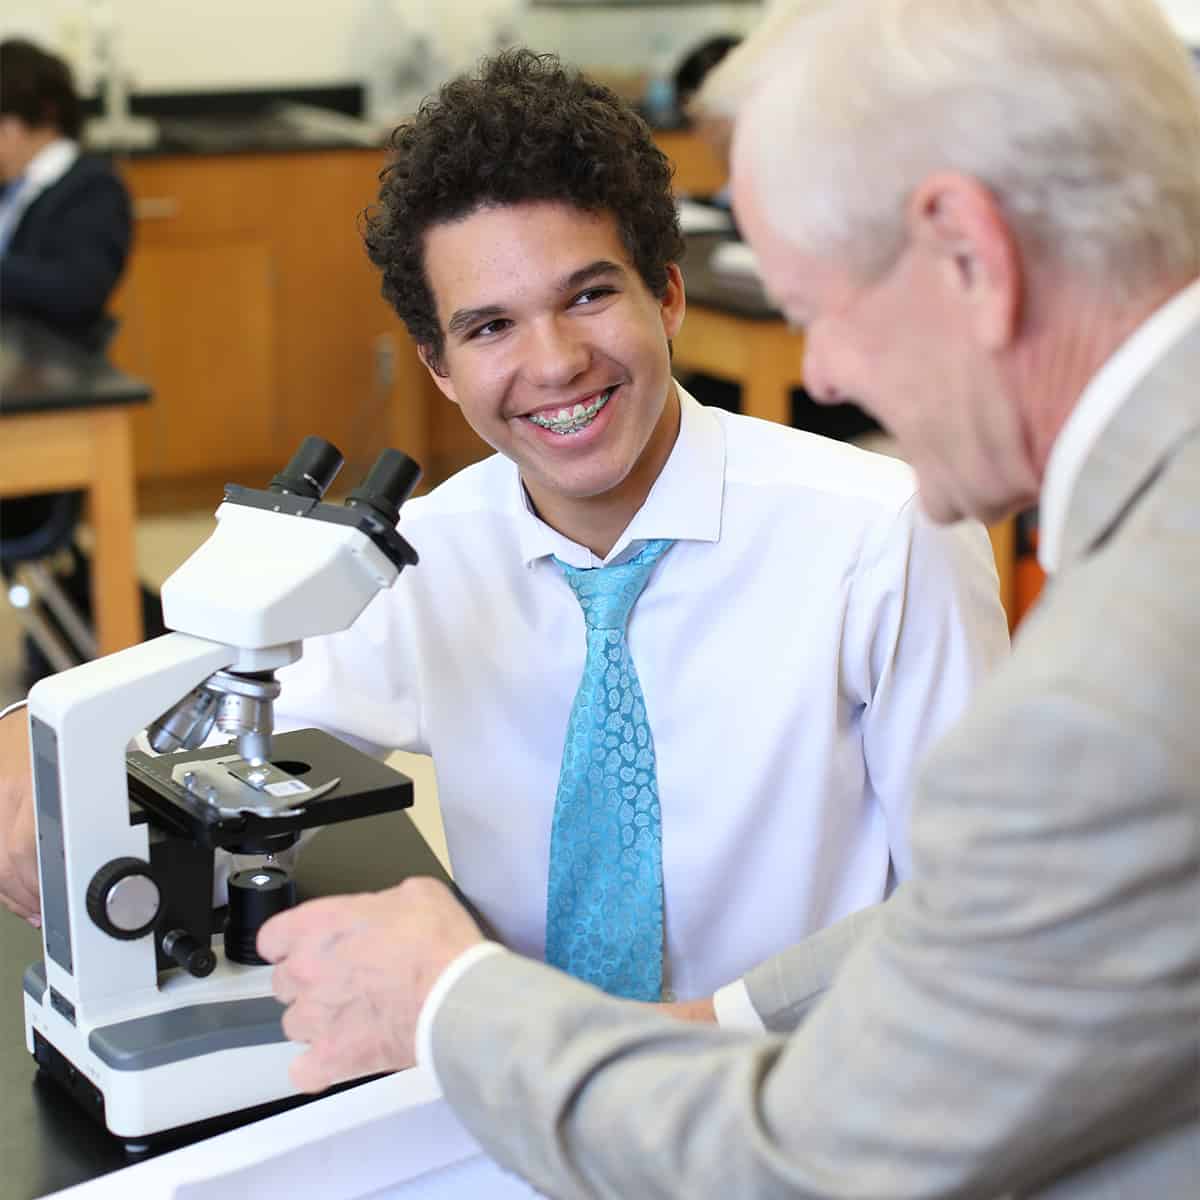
[22,437,422,1142]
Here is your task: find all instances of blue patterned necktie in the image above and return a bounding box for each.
[546,538,674,1000]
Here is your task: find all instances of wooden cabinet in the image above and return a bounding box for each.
[654,128,728,197]
[115,235,277,478]
[108,150,440,490]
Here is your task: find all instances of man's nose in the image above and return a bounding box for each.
[524,317,589,387]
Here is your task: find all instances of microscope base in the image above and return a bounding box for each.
[23,966,325,1139]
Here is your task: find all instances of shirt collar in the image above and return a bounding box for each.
[512,381,726,568]
[22,138,79,191]
[1038,275,1200,573]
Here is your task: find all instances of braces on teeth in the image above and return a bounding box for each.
[528,388,613,434]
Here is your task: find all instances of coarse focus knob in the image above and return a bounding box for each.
[86,858,161,941]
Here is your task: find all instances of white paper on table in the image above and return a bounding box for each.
[676,199,735,235]
[40,1067,543,1200]
[361,1155,545,1200]
[708,240,762,280]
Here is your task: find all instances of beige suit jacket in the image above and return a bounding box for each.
[431,323,1200,1198]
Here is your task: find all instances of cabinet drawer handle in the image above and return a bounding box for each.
[135,197,180,220]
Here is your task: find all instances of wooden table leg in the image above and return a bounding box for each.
[87,409,143,653]
[730,325,802,427]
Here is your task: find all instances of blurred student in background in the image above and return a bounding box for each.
[0,38,131,351]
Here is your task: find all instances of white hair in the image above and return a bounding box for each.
[698,0,1200,296]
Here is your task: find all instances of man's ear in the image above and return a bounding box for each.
[418,343,459,404]
[908,172,1022,350]
[660,262,687,340]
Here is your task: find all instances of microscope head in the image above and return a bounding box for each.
[162,437,419,649]
[149,437,420,766]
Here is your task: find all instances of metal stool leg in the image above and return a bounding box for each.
[18,561,99,660]
[5,574,80,676]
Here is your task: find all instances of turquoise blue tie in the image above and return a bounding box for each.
[546,538,674,1000]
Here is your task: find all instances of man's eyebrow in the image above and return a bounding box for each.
[447,304,506,339]
[445,261,626,339]
[559,260,625,292]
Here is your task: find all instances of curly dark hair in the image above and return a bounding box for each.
[362,49,683,373]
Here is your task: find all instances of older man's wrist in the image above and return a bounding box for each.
[414,940,508,1082]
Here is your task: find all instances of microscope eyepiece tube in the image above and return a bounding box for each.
[268,435,344,500]
[344,449,422,526]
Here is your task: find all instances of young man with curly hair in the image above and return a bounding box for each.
[0,51,1007,1027]
[280,48,1006,1014]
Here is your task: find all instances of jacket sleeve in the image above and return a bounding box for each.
[1,169,132,324]
[740,902,881,1032]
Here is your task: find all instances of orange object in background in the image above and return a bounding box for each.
[1013,508,1046,628]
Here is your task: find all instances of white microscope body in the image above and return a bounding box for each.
[22,440,420,1140]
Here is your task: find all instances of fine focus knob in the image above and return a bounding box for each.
[86,858,161,941]
[161,928,217,978]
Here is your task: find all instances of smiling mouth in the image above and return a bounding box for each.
[525,386,615,435]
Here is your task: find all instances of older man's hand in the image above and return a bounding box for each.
[258,876,485,1093]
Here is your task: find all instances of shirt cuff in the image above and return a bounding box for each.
[712,978,765,1032]
[414,941,508,1086]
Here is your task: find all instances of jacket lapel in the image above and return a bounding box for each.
[1058,322,1200,569]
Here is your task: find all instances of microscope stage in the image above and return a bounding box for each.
[126,728,413,848]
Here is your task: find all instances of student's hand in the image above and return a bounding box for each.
[0,710,40,927]
[259,876,485,1093]
[660,996,717,1023]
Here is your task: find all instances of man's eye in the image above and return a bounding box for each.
[471,319,510,339]
[572,287,615,307]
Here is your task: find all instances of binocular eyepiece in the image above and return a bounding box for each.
[269,435,421,527]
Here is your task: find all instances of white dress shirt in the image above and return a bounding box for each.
[279,386,1008,1014]
[1039,275,1200,572]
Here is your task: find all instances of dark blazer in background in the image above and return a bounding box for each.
[0,155,132,350]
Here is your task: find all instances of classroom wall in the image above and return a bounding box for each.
[1,1,1194,109]
[0,0,513,95]
[0,1,761,99]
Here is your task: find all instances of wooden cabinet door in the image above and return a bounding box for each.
[108,150,446,488]
[111,236,278,480]
[654,129,728,197]
[267,151,391,467]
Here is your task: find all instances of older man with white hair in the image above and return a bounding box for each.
[252,2,1199,1196]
